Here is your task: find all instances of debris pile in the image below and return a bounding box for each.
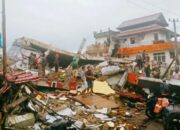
[0,72,147,130]
[1,46,179,130]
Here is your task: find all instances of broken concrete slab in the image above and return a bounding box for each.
[106,74,122,87]
[5,113,35,129]
[101,66,120,76]
[118,71,128,89]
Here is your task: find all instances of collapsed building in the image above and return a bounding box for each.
[7,37,105,69]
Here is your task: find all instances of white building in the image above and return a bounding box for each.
[116,13,178,64]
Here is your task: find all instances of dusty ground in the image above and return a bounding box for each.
[144,121,163,130]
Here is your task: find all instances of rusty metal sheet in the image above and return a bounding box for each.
[73,94,119,109]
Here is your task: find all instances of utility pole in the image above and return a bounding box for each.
[169,18,179,65]
[2,0,7,77]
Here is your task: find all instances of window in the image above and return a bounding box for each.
[169,51,175,58]
[166,33,170,41]
[153,52,166,62]
[123,38,127,43]
[130,37,135,44]
[154,33,159,42]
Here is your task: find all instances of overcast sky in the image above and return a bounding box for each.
[0,0,180,52]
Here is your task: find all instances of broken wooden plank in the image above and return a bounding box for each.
[7,96,28,110]
[73,94,119,109]
[118,92,145,101]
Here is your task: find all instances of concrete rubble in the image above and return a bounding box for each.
[0,55,179,130]
[0,81,145,130]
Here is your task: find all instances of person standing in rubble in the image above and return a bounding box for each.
[28,52,34,69]
[21,52,34,69]
[144,61,151,77]
[80,66,88,96]
[160,79,171,97]
[33,54,39,69]
[40,53,47,77]
[145,54,150,62]
[136,52,143,69]
[54,53,60,73]
[142,50,146,63]
[172,67,180,80]
[66,56,79,78]
[70,57,79,70]
[152,67,160,78]
[86,66,95,94]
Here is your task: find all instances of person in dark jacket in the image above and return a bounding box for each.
[144,61,151,77]
[41,53,47,77]
[54,53,60,72]
[160,80,171,97]
[136,52,143,69]
[142,50,146,63]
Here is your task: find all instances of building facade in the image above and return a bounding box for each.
[116,13,178,64]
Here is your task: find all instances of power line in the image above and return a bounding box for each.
[127,0,180,18]
[139,0,180,18]
[126,0,156,14]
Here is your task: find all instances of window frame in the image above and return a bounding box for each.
[130,37,135,44]
[153,52,166,63]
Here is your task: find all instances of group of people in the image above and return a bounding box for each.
[79,65,95,96]
[135,50,180,80]
[26,51,96,95]
[26,52,47,77]
[24,51,64,77]
[26,52,39,70]
[135,50,151,77]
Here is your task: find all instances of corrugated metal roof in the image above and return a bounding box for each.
[117,13,168,31]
